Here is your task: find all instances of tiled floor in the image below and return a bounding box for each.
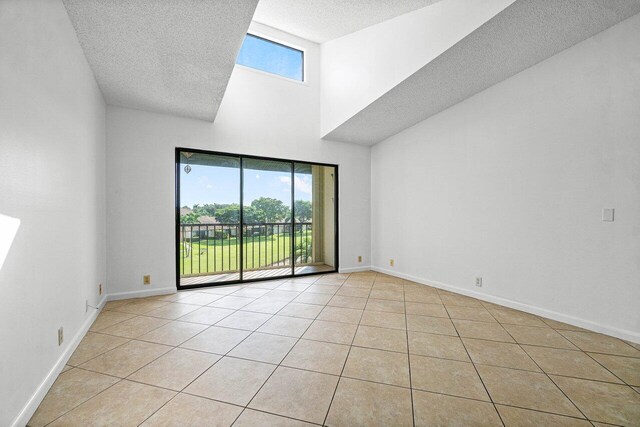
[30,271,640,426]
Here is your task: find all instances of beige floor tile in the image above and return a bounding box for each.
[502,324,578,349]
[552,375,640,426]
[100,316,170,339]
[185,356,275,405]
[413,390,502,427]
[408,331,470,361]
[407,315,457,335]
[335,286,371,298]
[144,302,201,320]
[112,299,170,315]
[128,347,220,391]
[353,325,408,353]
[141,393,242,426]
[231,288,272,298]
[60,365,73,373]
[405,302,448,317]
[177,306,235,325]
[208,295,255,309]
[180,326,251,354]
[559,330,640,357]
[249,366,339,424]
[283,339,350,375]
[277,282,312,292]
[496,405,592,426]
[410,355,489,401]
[151,292,191,302]
[328,295,367,309]
[453,319,514,342]
[215,310,272,331]
[317,306,363,324]
[360,310,406,330]
[404,291,442,304]
[79,340,171,378]
[589,353,640,386]
[439,294,482,307]
[476,365,582,417]
[67,332,129,366]
[241,298,290,314]
[137,321,208,346]
[178,292,223,305]
[201,285,244,296]
[293,292,333,305]
[264,290,301,302]
[369,289,404,301]
[302,320,358,345]
[102,299,131,311]
[463,338,540,371]
[522,345,623,383]
[278,302,323,319]
[343,346,410,387]
[489,308,547,327]
[249,280,287,290]
[233,409,315,426]
[28,369,119,427]
[325,377,412,427]
[446,306,496,323]
[48,380,175,427]
[342,280,374,289]
[542,318,590,332]
[365,298,405,314]
[305,284,340,294]
[229,332,298,364]
[257,315,313,338]
[89,311,136,332]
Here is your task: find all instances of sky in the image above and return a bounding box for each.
[236,34,303,81]
[180,164,311,208]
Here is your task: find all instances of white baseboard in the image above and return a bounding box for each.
[371,266,639,344]
[108,287,176,301]
[11,295,107,427]
[339,265,372,273]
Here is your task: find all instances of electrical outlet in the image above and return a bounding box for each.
[143,275,151,285]
[390,259,394,267]
[57,327,63,346]
[85,299,89,313]
[99,283,102,295]
[358,255,362,263]
[475,277,483,287]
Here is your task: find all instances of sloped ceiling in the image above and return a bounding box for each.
[63,0,258,122]
[324,0,640,145]
[253,0,443,43]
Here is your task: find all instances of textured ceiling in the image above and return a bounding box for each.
[253,0,443,43]
[325,0,640,145]
[63,0,258,121]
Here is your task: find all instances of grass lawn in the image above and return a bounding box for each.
[179,232,312,276]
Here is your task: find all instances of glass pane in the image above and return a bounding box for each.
[178,152,240,286]
[293,163,336,275]
[237,34,303,81]
[242,158,293,279]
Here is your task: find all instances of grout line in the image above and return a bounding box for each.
[403,281,416,427]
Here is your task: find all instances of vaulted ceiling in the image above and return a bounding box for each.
[252,0,442,43]
[63,0,258,121]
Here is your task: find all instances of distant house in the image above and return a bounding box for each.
[180,207,193,216]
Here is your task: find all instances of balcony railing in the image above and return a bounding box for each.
[179,222,313,277]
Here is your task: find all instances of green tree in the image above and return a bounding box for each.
[180,212,200,224]
[243,206,266,224]
[294,200,312,222]
[215,204,240,223]
[250,197,289,223]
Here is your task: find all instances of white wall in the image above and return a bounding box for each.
[320,0,514,137]
[106,23,371,296]
[0,1,106,425]
[371,13,640,341]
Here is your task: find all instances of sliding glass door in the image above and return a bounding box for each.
[176,148,338,289]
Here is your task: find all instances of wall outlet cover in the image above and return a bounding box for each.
[475,277,483,287]
[143,275,151,285]
[602,208,615,222]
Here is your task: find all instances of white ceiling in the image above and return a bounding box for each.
[253,0,443,43]
[325,0,640,145]
[63,0,258,121]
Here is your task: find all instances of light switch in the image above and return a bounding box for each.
[602,208,614,222]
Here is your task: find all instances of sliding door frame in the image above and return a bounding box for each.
[175,147,339,290]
